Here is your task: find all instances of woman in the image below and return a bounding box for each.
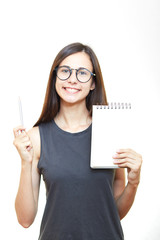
[13,42,142,240]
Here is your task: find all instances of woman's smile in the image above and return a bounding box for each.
[63,86,81,94]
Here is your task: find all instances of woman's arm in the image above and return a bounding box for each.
[113,149,143,220]
[13,126,41,228]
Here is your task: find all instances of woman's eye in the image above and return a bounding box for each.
[79,70,87,75]
[61,68,69,73]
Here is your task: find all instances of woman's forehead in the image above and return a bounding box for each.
[59,52,93,70]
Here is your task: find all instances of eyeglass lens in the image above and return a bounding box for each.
[56,66,92,83]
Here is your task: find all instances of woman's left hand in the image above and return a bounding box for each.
[113,149,143,187]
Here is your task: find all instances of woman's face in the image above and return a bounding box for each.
[55,52,95,106]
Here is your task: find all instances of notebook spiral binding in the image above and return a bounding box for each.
[96,102,131,109]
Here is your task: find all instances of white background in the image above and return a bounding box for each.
[0,0,160,239]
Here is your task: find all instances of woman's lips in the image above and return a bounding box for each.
[63,87,81,94]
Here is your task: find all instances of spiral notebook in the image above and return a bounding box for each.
[90,103,133,169]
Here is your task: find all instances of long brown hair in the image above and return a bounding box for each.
[34,42,107,127]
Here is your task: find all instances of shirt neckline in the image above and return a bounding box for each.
[52,119,92,136]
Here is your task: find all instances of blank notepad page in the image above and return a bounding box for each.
[90,103,134,169]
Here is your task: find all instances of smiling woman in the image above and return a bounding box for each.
[13,42,142,240]
[55,52,95,108]
[33,43,107,127]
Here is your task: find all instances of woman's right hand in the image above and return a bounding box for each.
[13,126,34,163]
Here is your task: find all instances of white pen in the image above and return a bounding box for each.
[18,96,24,126]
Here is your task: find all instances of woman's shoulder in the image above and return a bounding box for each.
[27,126,40,160]
[27,126,40,140]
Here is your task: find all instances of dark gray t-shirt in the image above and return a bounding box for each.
[38,120,124,240]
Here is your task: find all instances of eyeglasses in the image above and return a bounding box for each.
[55,65,96,83]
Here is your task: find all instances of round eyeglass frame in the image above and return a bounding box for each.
[55,65,96,83]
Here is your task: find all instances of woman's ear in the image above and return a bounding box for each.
[90,81,95,91]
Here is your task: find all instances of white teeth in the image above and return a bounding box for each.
[65,88,79,93]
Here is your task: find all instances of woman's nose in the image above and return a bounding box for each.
[67,69,78,84]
